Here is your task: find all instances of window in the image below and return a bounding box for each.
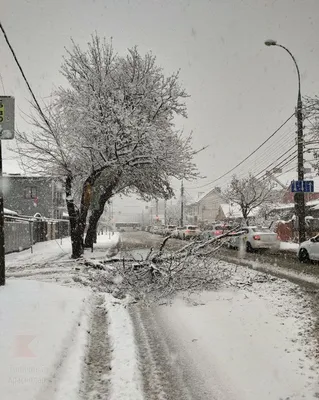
[24,187,37,199]
[252,227,271,233]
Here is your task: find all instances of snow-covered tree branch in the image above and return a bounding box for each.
[14,34,199,257]
[224,174,275,225]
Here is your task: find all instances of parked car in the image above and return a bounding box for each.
[200,224,232,240]
[157,225,166,236]
[178,225,201,240]
[164,225,177,236]
[171,227,184,238]
[229,226,279,252]
[298,234,319,262]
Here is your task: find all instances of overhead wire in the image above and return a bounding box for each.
[186,112,295,191]
[0,21,53,133]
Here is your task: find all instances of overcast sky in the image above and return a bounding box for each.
[1,0,319,218]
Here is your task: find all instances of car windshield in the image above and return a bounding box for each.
[252,227,272,233]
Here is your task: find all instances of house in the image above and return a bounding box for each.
[216,203,260,223]
[216,203,243,221]
[185,187,224,225]
[3,174,66,219]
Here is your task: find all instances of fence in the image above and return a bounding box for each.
[3,218,70,254]
[4,221,31,253]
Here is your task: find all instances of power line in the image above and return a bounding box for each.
[0,21,52,132]
[254,145,296,179]
[186,112,295,190]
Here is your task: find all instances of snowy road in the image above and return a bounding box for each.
[2,232,319,399]
[130,285,319,399]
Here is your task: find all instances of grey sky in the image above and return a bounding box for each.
[1,0,319,217]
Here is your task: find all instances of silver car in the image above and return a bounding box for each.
[229,226,279,252]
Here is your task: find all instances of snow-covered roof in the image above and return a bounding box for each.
[219,203,243,218]
[219,204,259,219]
[271,199,319,212]
[4,208,18,216]
[306,199,319,207]
[270,203,295,211]
[195,187,225,204]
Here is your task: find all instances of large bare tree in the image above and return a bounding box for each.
[15,35,198,257]
[224,174,275,225]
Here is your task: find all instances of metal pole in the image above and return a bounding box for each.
[30,221,34,254]
[296,91,306,242]
[265,41,306,243]
[180,181,184,226]
[164,200,167,226]
[276,44,305,243]
[0,140,5,285]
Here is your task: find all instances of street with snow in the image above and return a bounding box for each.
[1,231,319,399]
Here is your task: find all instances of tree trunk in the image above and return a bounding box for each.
[65,175,83,258]
[84,188,113,248]
[65,174,97,258]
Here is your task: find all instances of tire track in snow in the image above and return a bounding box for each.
[6,266,75,279]
[80,294,111,400]
[130,305,193,400]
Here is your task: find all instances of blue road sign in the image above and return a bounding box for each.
[291,180,314,193]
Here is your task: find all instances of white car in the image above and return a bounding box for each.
[229,226,279,252]
[164,225,177,236]
[179,225,201,240]
[171,227,184,238]
[298,235,319,262]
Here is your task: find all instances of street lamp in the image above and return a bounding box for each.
[265,39,306,243]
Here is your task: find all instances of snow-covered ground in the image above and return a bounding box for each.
[0,232,138,400]
[1,232,319,399]
[155,285,318,399]
[280,241,299,252]
[0,280,91,400]
[128,261,319,399]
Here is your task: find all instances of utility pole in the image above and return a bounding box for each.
[156,199,159,221]
[150,204,153,224]
[180,181,184,226]
[164,200,167,226]
[0,140,4,285]
[295,90,306,242]
[0,96,15,286]
[265,40,306,243]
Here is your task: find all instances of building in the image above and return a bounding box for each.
[185,187,225,225]
[3,174,66,219]
[216,203,243,222]
[216,203,260,223]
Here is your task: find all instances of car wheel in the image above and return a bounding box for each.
[299,248,310,263]
[246,242,253,252]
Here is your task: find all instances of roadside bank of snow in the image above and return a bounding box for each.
[6,238,71,269]
[102,294,144,400]
[219,252,319,287]
[280,241,299,252]
[0,280,91,400]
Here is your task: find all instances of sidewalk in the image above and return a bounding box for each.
[0,232,143,400]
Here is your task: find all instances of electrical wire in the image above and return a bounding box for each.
[0,21,53,133]
[186,112,295,190]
